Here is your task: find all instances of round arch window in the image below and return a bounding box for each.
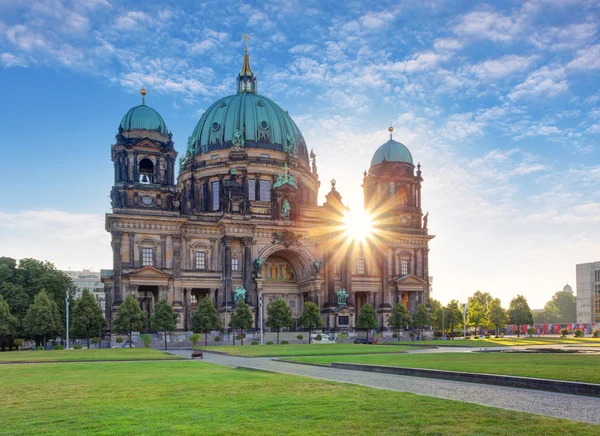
[260,121,269,130]
[212,122,220,131]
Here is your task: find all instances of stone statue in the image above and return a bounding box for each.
[310,149,317,174]
[337,288,348,306]
[234,286,246,304]
[281,198,291,218]
[423,212,429,230]
[239,197,250,215]
[284,134,296,154]
[254,258,265,272]
[110,187,121,209]
[312,261,322,274]
[233,129,244,148]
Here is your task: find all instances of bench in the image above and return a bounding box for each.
[191,350,203,360]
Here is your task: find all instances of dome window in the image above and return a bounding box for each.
[260,121,269,130]
[212,122,220,131]
[257,100,265,107]
[219,101,227,108]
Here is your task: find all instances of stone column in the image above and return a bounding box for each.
[112,232,123,306]
[128,232,135,268]
[222,236,233,305]
[156,158,161,185]
[210,288,216,307]
[161,235,167,269]
[417,248,423,277]
[133,152,139,182]
[242,237,253,306]
[379,250,390,309]
[424,248,430,303]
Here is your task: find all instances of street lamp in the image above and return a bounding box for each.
[259,291,264,345]
[462,302,467,339]
[220,274,232,345]
[442,306,445,341]
[65,289,70,350]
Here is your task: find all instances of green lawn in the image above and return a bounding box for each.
[0,348,180,363]
[196,343,416,357]
[389,337,600,347]
[1,361,598,435]
[287,352,600,384]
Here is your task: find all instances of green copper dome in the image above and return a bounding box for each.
[370,139,414,167]
[186,92,309,163]
[119,104,169,135]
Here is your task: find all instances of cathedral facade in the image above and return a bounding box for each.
[102,46,434,332]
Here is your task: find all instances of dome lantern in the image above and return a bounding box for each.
[370,127,414,168]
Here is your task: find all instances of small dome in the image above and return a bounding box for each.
[563,283,573,293]
[119,104,169,135]
[370,139,414,167]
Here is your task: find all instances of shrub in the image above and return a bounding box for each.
[251,341,259,345]
[53,344,64,350]
[116,337,123,344]
[560,328,568,337]
[266,341,274,345]
[316,334,322,341]
[593,329,600,338]
[465,337,471,340]
[392,332,398,338]
[527,327,535,337]
[92,337,100,346]
[408,332,415,341]
[189,334,200,346]
[281,340,289,345]
[335,333,348,344]
[213,335,222,345]
[494,335,500,339]
[484,335,491,339]
[236,334,243,341]
[14,339,24,348]
[296,334,303,341]
[36,345,44,350]
[73,344,83,349]
[434,331,443,337]
[574,329,584,337]
[474,336,479,339]
[140,334,152,348]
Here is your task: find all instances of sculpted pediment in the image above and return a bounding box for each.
[125,266,172,279]
[390,274,426,285]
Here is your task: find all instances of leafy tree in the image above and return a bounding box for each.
[23,290,62,346]
[356,304,378,341]
[297,302,323,344]
[71,289,106,349]
[508,295,533,337]
[542,290,576,323]
[388,303,411,337]
[150,298,179,350]
[230,302,253,345]
[470,291,493,311]
[189,333,201,347]
[487,298,508,336]
[266,299,293,344]
[140,333,152,348]
[467,299,486,336]
[445,300,464,339]
[412,303,432,340]
[0,295,18,351]
[192,297,222,346]
[113,295,147,347]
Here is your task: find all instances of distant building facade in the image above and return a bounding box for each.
[63,269,106,317]
[101,45,434,332]
[576,261,600,324]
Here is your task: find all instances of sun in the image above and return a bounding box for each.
[343,209,373,241]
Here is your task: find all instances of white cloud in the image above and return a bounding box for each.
[453,9,523,42]
[508,66,568,100]
[466,55,536,80]
[0,52,26,67]
[115,11,153,30]
[567,44,600,70]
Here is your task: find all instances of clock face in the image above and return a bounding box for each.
[401,216,408,224]
[141,196,153,205]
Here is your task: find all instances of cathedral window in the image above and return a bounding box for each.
[191,294,198,304]
[139,158,154,184]
[401,259,409,276]
[357,258,365,275]
[259,180,271,201]
[232,258,239,271]
[211,181,220,211]
[142,248,154,267]
[195,251,206,270]
[248,179,256,201]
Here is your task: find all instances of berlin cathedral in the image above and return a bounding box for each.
[102,42,434,333]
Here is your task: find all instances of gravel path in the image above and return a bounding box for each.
[167,349,600,425]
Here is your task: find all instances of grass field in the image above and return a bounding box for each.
[1,361,598,435]
[196,343,415,357]
[0,348,180,363]
[389,337,600,347]
[287,352,600,384]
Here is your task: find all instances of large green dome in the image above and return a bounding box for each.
[370,139,414,167]
[187,92,309,163]
[119,104,169,135]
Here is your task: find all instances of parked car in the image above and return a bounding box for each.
[354,337,379,344]
[120,343,136,348]
[313,337,335,344]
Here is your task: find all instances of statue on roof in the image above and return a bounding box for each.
[281,198,291,218]
[233,129,244,148]
[273,163,298,190]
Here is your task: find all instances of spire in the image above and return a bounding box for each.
[140,87,147,105]
[388,124,394,140]
[237,34,257,93]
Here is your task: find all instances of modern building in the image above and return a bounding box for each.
[576,261,600,324]
[63,269,106,317]
[101,43,434,332]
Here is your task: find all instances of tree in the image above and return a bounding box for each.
[71,289,106,349]
[467,299,486,336]
[266,299,293,345]
[412,303,432,340]
[487,298,508,336]
[229,302,253,345]
[445,300,463,339]
[388,303,410,338]
[189,333,200,347]
[192,298,222,346]
[150,298,179,350]
[23,290,62,346]
[356,304,378,341]
[508,295,533,337]
[113,295,147,347]
[297,302,323,344]
[542,290,576,323]
[0,295,18,351]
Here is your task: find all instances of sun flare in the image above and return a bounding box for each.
[343,209,373,241]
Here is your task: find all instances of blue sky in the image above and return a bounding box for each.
[1,0,599,309]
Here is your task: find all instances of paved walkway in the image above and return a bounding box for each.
[167,349,600,425]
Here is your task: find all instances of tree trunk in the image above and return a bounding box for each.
[43,335,47,346]
[308,328,312,344]
[87,337,90,349]
[205,332,208,346]
[366,330,369,341]
[240,329,243,346]
[277,329,280,345]
[164,331,168,350]
[129,331,133,347]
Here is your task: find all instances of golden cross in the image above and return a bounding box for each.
[283,162,289,177]
[242,33,250,52]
